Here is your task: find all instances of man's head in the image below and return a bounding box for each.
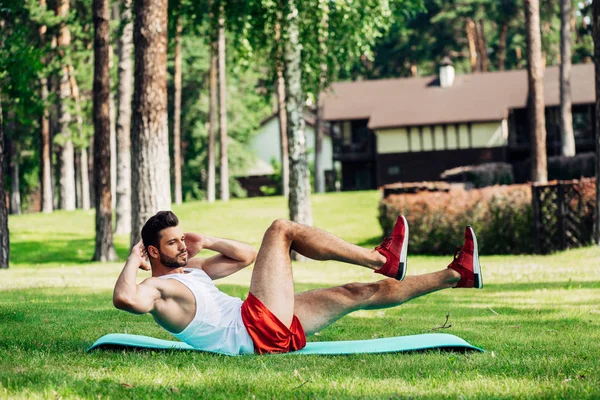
[141,211,188,269]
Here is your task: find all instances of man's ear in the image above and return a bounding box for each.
[147,245,160,259]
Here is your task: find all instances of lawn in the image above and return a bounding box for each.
[1,190,599,399]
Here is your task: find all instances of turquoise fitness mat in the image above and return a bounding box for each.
[88,333,483,356]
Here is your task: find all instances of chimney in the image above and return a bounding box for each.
[439,56,455,88]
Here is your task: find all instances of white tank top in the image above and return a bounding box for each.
[157,268,254,355]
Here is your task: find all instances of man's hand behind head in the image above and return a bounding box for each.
[130,240,151,270]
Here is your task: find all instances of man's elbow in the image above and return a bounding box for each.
[113,294,134,310]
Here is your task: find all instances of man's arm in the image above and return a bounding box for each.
[185,233,257,280]
[113,241,161,314]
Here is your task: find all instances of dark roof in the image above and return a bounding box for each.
[322,64,595,129]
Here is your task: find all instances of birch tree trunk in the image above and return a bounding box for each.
[560,0,576,157]
[218,6,229,201]
[56,0,76,211]
[173,9,183,205]
[39,0,53,213]
[115,0,133,235]
[284,0,313,260]
[0,98,9,268]
[275,20,289,197]
[93,0,117,261]
[130,0,171,245]
[593,0,600,244]
[525,0,548,183]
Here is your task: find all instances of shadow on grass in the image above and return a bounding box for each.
[356,235,382,248]
[10,239,130,265]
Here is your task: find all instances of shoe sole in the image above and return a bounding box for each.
[468,226,483,289]
[397,215,409,281]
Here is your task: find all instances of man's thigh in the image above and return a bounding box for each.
[249,223,295,327]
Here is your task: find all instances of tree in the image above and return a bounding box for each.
[130,0,171,245]
[593,0,600,244]
[274,19,289,198]
[56,0,77,211]
[39,0,53,214]
[218,4,229,202]
[559,0,576,157]
[115,0,133,235]
[207,29,217,203]
[525,0,547,183]
[314,0,329,194]
[173,3,183,205]
[284,0,313,233]
[0,98,8,268]
[93,0,117,261]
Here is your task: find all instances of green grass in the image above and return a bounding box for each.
[1,191,600,399]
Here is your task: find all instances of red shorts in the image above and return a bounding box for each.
[241,292,306,354]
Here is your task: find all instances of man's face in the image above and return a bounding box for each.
[154,226,188,269]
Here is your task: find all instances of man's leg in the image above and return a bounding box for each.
[249,219,387,327]
[294,269,461,335]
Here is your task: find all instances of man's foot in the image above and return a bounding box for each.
[375,215,409,280]
[448,226,483,289]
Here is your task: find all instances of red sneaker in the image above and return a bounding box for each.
[448,226,483,289]
[375,215,409,280]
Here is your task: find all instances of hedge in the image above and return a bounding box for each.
[379,179,596,255]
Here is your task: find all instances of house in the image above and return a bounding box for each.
[238,110,334,196]
[322,61,596,190]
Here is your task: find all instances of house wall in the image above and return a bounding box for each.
[375,121,507,154]
[250,117,333,175]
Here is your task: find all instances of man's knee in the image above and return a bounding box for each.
[340,282,378,304]
[265,219,295,240]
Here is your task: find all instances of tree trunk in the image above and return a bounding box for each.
[560,0,576,157]
[476,19,488,72]
[218,6,229,202]
[0,98,9,268]
[115,0,133,235]
[284,0,313,260]
[173,9,183,205]
[68,65,91,210]
[497,22,508,71]
[56,0,76,211]
[110,86,117,210]
[207,36,217,203]
[79,148,90,210]
[130,0,171,245]
[314,1,329,194]
[93,0,117,261]
[7,134,21,216]
[525,0,548,183]
[39,0,53,213]
[466,19,478,72]
[593,0,600,244]
[275,20,289,197]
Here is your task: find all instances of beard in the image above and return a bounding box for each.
[159,250,188,269]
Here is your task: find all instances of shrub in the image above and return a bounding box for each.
[547,152,595,181]
[440,162,514,188]
[379,184,533,255]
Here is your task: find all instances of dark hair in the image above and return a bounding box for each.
[141,211,179,249]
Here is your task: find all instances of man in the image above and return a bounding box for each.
[114,211,482,355]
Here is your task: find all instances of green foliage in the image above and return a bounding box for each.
[169,23,272,201]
